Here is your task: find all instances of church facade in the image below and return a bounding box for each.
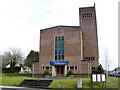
[34,5,99,77]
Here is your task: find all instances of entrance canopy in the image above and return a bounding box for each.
[50,60,69,66]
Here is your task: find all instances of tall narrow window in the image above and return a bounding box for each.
[55,36,64,60]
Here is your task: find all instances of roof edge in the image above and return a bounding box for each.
[79,6,95,9]
[40,25,80,31]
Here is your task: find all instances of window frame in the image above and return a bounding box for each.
[54,36,64,60]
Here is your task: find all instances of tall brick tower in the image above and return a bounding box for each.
[79,4,99,74]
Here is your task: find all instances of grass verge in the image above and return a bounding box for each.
[49,77,119,88]
[1,73,119,88]
[0,73,38,86]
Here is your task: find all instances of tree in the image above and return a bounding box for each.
[1,48,24,68]
[96,64,105,74]
[24,50,39,68]
[102,48,112,76]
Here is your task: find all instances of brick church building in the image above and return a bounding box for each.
[33,4,99,77]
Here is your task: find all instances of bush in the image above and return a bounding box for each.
[14,66,21,73]
[2,68,11,73]
[2,66,21,73]
[43,70,50,75]
[67,70,74,75]
[96,64,105,74]
[92,70,97,74]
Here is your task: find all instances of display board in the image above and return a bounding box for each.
[92,74,106,82]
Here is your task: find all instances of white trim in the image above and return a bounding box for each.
[52,66,56,76]
[64,65,67,76]
[80,30,83,60]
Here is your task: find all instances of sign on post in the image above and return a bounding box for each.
[91,74,106,88]
[92,74,106,82]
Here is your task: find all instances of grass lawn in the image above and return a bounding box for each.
[49,77,119,88]
[0,73,119,89]
[0,73,39,86]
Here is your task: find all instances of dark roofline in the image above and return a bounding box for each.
[79,6,95,10]
[40,25,80,31]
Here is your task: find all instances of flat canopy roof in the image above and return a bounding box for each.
[50,60,69,66]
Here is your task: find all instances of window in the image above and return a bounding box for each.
[50,67,52,70]
[83,57,95,61]
[68,66,77,70]
[92,67,95,71]
[42,67,44,70]
[75,66,77,69]
[70,66,74,70]
[42,66,52,70]
[46,67,49,70]
[67,66,69,70]
[55,36,64,60]
[82,13,92,18]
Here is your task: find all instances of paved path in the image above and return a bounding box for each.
[0,86,51,90]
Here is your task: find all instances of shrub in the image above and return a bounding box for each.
[92,70,97,74]
[43,70,50,75]
[14,66,21,73]
[96,64,105,74]
[2,66,21,73]
[67,70,74,75]
[2,68,11,73]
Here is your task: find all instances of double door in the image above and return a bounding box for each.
[56,66,64,77]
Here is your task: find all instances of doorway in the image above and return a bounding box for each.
[56,66,64,77]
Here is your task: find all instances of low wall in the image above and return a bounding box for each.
[33,74,90,78]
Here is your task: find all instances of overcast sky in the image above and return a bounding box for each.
[0,0,118,70]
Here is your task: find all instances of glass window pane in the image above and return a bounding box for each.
[62,36,64,40]
[46,67,49,70]
[58,49,61,54]
[91,13,92,17]
[59,43,61,48]
[55,49,57,54]
[75,66,77,69]
[59,37,61,41]
[55,44,57,48]
[67,66,69,70]
[61,43,64,48]
[57,42,59,48]
[62,49,64,55]
[55,37,57,41]
[62,36,64,42]
[70,66,74,70]
[58,55,61,60]
[62,55,64,60]
[55,55,57,60]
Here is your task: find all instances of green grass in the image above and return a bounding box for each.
[49,77,119,88]
[1,73,119,88]
[106,77,118,88]
[0,73,39,86]
[49,78,77,88]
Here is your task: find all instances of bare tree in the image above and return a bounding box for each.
[1,48,24,68]
[103,48,112,76]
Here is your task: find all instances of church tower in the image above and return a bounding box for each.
[79,4,99,73]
